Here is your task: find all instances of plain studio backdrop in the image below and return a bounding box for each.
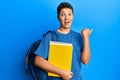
[0,0,120,80]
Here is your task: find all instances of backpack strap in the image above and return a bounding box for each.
[51,31,59,41]
[44,30,59,41]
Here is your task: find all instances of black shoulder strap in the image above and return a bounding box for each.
[51,31,59,41]
[44,30,59,41]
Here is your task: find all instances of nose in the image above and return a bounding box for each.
[65,15,69,20]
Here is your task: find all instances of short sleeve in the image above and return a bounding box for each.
[34,33,52,59]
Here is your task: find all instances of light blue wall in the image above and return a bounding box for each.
[0,0,120,80]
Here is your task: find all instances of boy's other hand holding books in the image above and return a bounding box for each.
[60,70,73,80]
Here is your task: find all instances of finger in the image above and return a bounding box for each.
[70,72,73,76]
[90,29,93,33]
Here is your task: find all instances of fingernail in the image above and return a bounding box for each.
[91,29,93,32]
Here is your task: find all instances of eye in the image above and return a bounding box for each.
[60,14,65,16]
[68,13,72,16]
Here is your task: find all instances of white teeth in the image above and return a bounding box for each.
[65,21,70,23]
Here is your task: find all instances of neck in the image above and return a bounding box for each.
[57,27,70,34]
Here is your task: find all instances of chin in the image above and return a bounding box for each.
[61,24,71,29]
[66,25,71,29]
[64,26,71,29]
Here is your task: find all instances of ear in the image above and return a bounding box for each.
[57,16,60,21]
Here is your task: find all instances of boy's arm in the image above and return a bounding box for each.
[80,28,92,64]
[34,55,73,80]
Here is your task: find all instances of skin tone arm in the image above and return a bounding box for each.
[34,56,73,80]
[80,28,93,64]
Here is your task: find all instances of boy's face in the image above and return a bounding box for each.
[58,8,73,29]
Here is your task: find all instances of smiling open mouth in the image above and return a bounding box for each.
[65,21,70,24]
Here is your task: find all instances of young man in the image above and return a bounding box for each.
[34,2,92,80]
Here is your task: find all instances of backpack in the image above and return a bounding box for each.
[26,31,58,80]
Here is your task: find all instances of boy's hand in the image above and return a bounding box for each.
[81,28,93,38]
[60,70,73,80]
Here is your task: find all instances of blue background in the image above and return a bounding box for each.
[0,0,120,80]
